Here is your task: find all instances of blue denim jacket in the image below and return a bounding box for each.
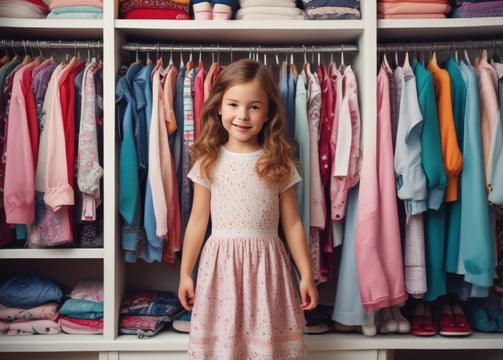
[116,62,145,262]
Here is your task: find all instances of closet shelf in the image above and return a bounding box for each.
[0,18,103,39]
[377,17,503,42]
[3,332,503,353]
[115,19,364,44]
[0,248,104,260]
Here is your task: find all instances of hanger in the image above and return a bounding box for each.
[430,43,437,65]
[403,49,410,69]
[303,45,310,73]
[34,40,43,60]
[168,45,173,66]
[463,48,471,66]
[452,41,459,63]
[179,46,184,68]
[382,51,392,72]
[339,44,345,71]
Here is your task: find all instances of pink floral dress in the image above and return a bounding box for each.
[187,146,305,360]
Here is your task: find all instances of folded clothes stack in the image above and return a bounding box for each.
[0,273,63,335]
[120,290,183,338]
[0,0,48,18]
[59,280,104,334]
[449,0,503,18]
[302,0,360,20]
[377,0,451,19]
[235,0,305,20]
[45,0,103,19]
[119,0,190,19]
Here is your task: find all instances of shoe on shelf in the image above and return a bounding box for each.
[410,302,436,336]
[378,307,398,334]
[391,305,411,334]
[439,303,472,337]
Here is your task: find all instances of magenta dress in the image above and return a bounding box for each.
[187,146,305,360]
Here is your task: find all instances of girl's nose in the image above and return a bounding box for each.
[237,107,248,119]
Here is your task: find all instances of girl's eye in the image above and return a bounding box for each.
[227,103,237,108]
[249,105,259,111]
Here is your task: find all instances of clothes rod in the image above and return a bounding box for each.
[122,43,358,53]
[1,40,103,49]
[377,39,503,53]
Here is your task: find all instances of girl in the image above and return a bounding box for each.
[178,58,318,359]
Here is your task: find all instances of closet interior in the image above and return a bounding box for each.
[1,1,503,359]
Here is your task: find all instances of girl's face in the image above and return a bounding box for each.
[219,78,269,153]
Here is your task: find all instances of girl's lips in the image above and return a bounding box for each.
[232,123,251,129]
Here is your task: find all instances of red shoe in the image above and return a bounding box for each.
[410,302,436,336]
[439,303,472,336]
[411,315,436,336]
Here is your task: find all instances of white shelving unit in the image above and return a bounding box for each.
[1,1,502,359]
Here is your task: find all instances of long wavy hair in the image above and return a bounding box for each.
[190,58,296,189]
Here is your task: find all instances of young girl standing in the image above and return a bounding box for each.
[178,58,318,359]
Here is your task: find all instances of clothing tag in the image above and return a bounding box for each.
[81,194,96,221]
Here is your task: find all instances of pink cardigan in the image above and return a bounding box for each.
[354,66,407,312]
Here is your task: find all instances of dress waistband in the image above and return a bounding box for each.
[211,229,278,237]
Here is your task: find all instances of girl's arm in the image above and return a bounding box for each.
[279,185,318,310]
[178,183,211,310]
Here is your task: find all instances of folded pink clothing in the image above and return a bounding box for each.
[0,320,9,333]
[60,325,102,335]
[46,0,103,9]
[0,302,59,322]
[70,280,104,303]
[59,316,103,329]
[120,315,168,330]
[59,316,103,334]
[6,319,60,335]
[378,2,451,15]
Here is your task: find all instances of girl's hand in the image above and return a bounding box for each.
[178,275,195,311]
[299,278,319,311]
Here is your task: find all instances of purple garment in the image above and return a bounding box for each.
[451,0,501,4]
[450,0,503,17]
[32,62,57,126]
[303,0,359,8]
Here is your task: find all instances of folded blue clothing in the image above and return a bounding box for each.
[59,298,104,319]
[49,6,103,15]
[0,273,63,308]
[120,290,183,318]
